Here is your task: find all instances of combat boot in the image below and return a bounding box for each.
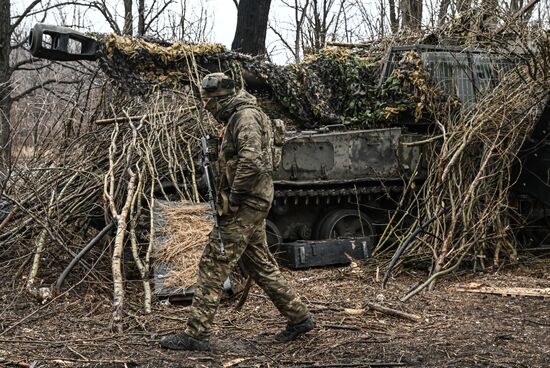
[275,315,315,342]
[159,332,210,351]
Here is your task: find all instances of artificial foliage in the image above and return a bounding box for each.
[98,35,444,128]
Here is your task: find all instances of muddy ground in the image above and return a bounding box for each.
[0,255,548,368]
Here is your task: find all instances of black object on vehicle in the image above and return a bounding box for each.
[277,238,372,269]
[29,23,98,61]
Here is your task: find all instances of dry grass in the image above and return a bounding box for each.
[103,34,226,58]
[153,202,212,290]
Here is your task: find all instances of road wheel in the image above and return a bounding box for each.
[315,209,375,240]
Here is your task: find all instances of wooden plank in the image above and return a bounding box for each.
[456,284,550,298]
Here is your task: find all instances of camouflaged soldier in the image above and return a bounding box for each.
[160,73,314,351]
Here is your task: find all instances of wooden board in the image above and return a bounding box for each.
[456,283,550,298]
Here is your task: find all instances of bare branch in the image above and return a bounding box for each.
[10,57,47,72]
[10,0,42,34]
[11,36,31,51]
[11,79,81,103]
[18,0,124,34]
[494,0,542,35]
[14,1,90,19]
[268,24,296,60]
[144,0,175,34]
[91,1,122,34]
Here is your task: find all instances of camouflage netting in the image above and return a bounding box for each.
[98,34,439,128]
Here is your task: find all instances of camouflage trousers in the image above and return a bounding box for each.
[185,205,309,341]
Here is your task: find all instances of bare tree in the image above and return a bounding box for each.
[138,0,145,36]
[388,0,399,32]
[0,0,42,172]
[0,0,12,170]
[294,0,310,62]
[507,0,540,25]
[123,0,133,35]
[137,0,176,37]
[304,0,336,53]
[232,0,272,55]
[85,1,122,34]
[273,0,310,62]
[166,0,212,42]
[438,0,452,26]
[400,0,423,30]
[351,0,387,40]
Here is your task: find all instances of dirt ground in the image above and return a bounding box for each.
[0,255,548,368]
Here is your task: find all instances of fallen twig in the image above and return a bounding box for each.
[364,302,421,322]
[321,323,361,331]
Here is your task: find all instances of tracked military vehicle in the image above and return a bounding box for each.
[266,44,550,267]
[28,24,550,271]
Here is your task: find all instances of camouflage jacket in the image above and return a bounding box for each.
[216,90,274,212]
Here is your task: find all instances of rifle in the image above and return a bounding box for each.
[201,135,253,306]
[200,135,225,255]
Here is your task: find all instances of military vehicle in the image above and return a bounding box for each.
[28,24,550,271]
[266,44,550,265]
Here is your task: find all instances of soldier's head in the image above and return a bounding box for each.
[201,72,237,119]
[201,73,236,98]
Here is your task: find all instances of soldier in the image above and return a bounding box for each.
[160,73,314,351]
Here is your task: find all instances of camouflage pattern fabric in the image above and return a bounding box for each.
[185,90,309,341]
[216,90,274,212]
[185,205,310,340]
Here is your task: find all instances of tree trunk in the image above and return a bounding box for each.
[479,0,498,32]
[137,0,145,36]
[0,0,12,171]
[388,0,399,33]
[311,0,323,52]
[231,0,272,56]
[122,0,133,36]
[294,0,309,62]
[437,0,451,26]
[110,170,136,332]
[401,0,423,30]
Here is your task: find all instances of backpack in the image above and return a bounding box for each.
[232,104,286,172]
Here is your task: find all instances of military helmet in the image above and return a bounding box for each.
[200,72,236,98]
